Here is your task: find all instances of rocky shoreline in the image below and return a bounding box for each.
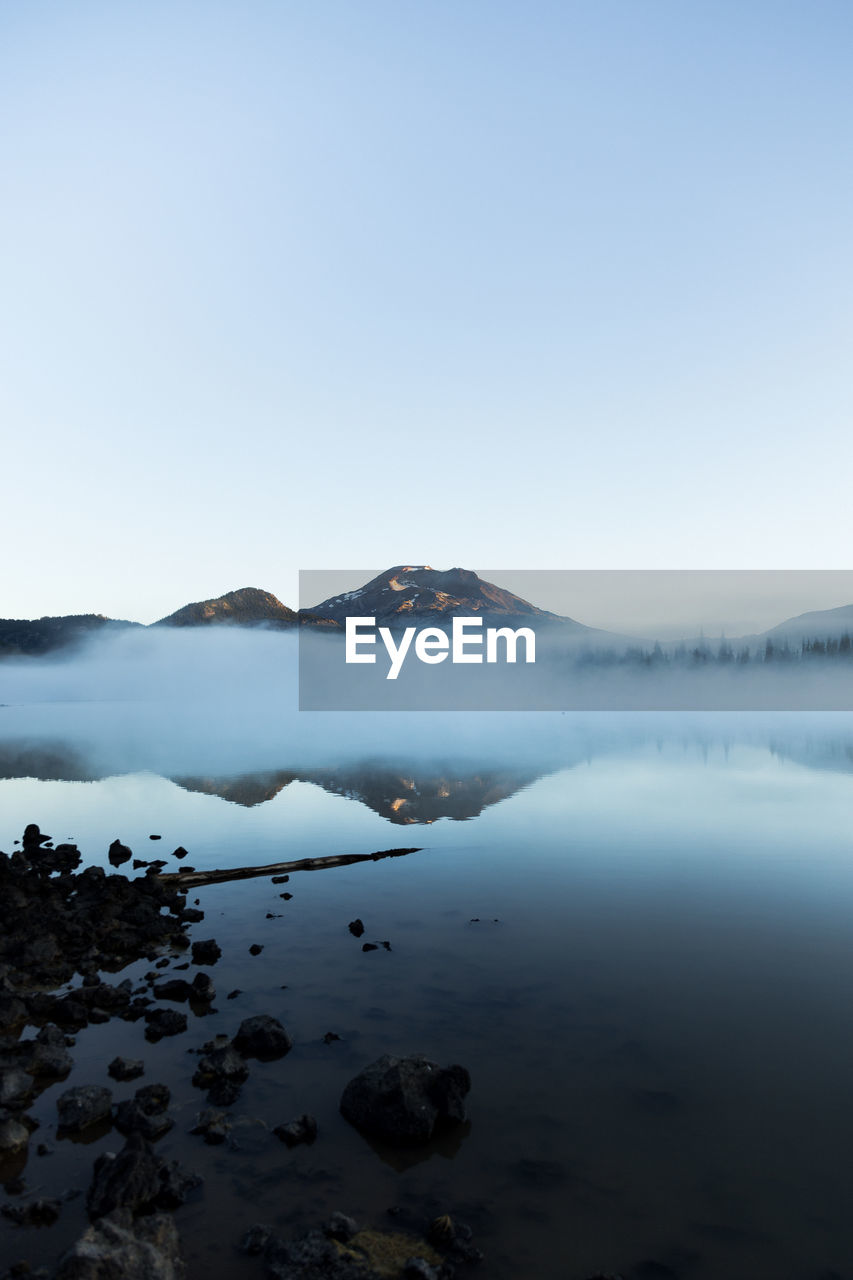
[0,826,484,1280]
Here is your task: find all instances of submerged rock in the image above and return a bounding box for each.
[340,1055,471,1146]
[190,1108,231,1145]
[273,1114,317,1147]
[1,1196,61,1226]
[108,1056,145,1082]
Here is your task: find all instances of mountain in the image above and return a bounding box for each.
[304,565,588,630]
[763,601,853,643]
[156,587,301,628]
[0,614,138,658]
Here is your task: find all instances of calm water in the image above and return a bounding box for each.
[2,708,853,1279]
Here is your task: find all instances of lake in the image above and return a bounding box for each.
[1,703,853,1279]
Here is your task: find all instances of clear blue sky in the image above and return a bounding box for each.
[2,1,851,623]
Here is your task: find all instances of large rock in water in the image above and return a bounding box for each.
[57,1084,113,1132]
[55,1208,184,1279]
[232,1014,292,1060]
[87,1133,162,1220]
[339,1054,471,1145]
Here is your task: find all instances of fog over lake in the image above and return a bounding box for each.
[2,633,853,1279]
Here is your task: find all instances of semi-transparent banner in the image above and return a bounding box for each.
[298,569,853,710]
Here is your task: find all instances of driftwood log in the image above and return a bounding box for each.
[156,846,423,890]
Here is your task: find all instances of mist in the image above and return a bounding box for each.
[1,626,853,787]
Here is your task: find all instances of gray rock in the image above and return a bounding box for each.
[324,1212,358,1242]
[233,1014,292,1060]
[156,1159,203,1209]
[55,1208,185,1279]
[1,1196,62,1226]
[273,1114,317,1147]
[404,1261,441,1280]
[189,1108,231,1144]
[0,1066,33,1107]
[339,1054,471,1145]
[190,971,215,1002]
[27,1025,73,1078]
[190,939,221,966]
[265,1229,371,1280]
[108,1056,144,1082]
[57,1084,113,1133]
[192,1039,249,1105]
[86,1133,162,1219]
[114,1084,173,1141]
[143,1008,187,1042]
[0,1116,29,1154]
[240,1223,276,1255]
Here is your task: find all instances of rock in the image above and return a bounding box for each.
[1,1197,61,1227]
[56,1208,185,1279]
[271,874,289,884]
[190,939,221,966]
[0,1117,29,1154]
[273,1114,317,1147]
[233,1015,292,1060]
[340,1055,471,1145]
[191,1040,249,1106]
[324,1212,358,1242]
[362,943,378,952]
[190,972,215,1002]
[180,907,204,924]
[279,893,293,901]
[108,1057,144,1082]
[156,1159,202,1209]
[264,1229,366,1280]
[189,1108,231,1144]
[0,1067,33,1107]
[0,993,27,1032]
[226,989,242,1000]
[23,824,50,851]
[248,943,264,956]
[57,1085,113,1133]
[149,835,162,841]
[114,1084,173,1141]
[241,1223,276,1255]
[348,919,365,937]
[172,847,189,860]
[144,1008,187,1042]
[403,1260,440,1280]
[27,1025,73,1078]
[152,979,192,1003]
[86,1133,162,1219]
[323,1032,341,1044]
[108,840,132,867]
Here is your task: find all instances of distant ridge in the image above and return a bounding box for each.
[764,601,853,642]
[305,564,588,630]
[156,587,300,628]
[0,614,138,658]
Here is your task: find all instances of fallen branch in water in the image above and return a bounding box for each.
[156,846,423,889]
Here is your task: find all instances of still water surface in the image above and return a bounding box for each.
[1,713,853,1279]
